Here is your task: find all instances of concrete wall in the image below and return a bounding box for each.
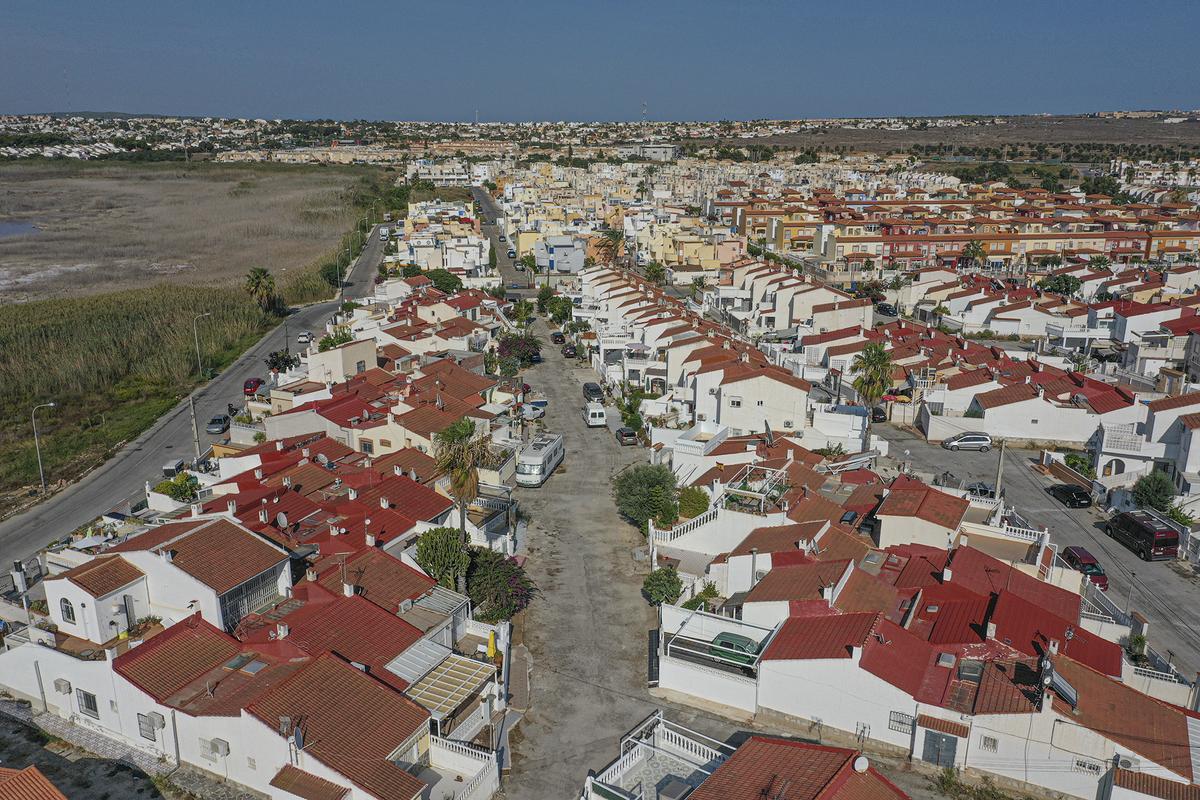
[659,656,758,712]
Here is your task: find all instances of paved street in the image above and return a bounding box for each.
[875,424,1200,675]
[0,226,386,567]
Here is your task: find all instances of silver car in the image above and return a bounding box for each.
[942,432,992,452]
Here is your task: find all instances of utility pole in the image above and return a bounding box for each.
[192,312,211,378]
[188,395,202,464]
[994,438,1007,498]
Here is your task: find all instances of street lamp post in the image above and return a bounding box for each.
[192,312,212,378]
[32,402,56,494]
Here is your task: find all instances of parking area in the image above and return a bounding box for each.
[875,424,1200,675]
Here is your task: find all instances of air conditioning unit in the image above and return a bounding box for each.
[708,388,718,395]
[210,738,230,757]
[53,679,71,695]
[147,711,166,730]
[399,599,414,613]
[1119,756,1141,770]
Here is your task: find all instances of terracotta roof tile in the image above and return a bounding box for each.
[268,766,349,800]
[0,766,68,800]
[762,612,879,661]
[247,654,430,800]
[917,714,968,739]
[46,555,142,597]
[1148,391,1200,413]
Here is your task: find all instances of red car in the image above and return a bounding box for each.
[1060,546,1108,591]
[243,378,265,396]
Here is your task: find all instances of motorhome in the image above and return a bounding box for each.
[515,432,564,487]
[583,402,607,428]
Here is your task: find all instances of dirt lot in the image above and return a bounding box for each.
[712,115,1200,152]
[0,161,378,302]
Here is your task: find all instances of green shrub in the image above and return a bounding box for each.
[678,487,710,519]
[642,567,683,606]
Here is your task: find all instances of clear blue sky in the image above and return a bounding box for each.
[3,0,1198,121]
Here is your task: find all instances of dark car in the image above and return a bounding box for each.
[583,382,604,402]
[1061,545,1108,591]
[871,406,887,423]
[561,343,577,358]
[243,377,265,396]
[1106,510,1180,561]
[550,331,566,345]
[615,427,638,446]
[529,352,543,364]
[1049,483,1092,508]
[875,302,898,317]
[205,415,230,434]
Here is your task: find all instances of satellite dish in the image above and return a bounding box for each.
[853,756,870,773]
[293,726,304,751]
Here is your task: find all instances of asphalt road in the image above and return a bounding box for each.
[472,187,532,292]
[0,225,386,567]
[875,425,1200,675]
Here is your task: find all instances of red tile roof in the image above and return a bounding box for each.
[917,714,968,739]
[689,736,909,800]
[0,767,68,800]
[268,766,349,800]
[1148,391,1200,413]
[247,653,430,800]
[113,614,241,704]
[1113,768,1200,800]
[762,612,880,661]
[972,382,1040,410]
[948,547,1081,622]
[746,560,850,603]
[312,548,435,613]
[107,518,287,594]
[989,591,1122,677]
[46,555,143,597]
[876,477,969,530]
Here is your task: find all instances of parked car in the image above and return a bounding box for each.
[296,331,311,344]
[243,378,265,396]
[1049,483,1092,508]
[205,415,230,434]
[498,234,507,243]
[965,481,999,499]
[871,406,887,423]
[561,344,577,358]
[513,259,524,270]
[1060,545,1108,591]
[941,431,992,452]
[1106,510,1180,561]
[521,405,545,421]
[615,427,638,446]
[550,331,566,344]
[529,352,543,364]
[709,632,760,666]
[508,282,523,289]
[875,302,898,317]
[583,382,604,402]
[507,249,517,259]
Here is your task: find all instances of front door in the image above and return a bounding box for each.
[921,731,957,767]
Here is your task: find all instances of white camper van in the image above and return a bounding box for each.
[515,432,565,487]
[583,402,607,428]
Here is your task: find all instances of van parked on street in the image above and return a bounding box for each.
[583,402,606,428]
[1106,510,1180,561]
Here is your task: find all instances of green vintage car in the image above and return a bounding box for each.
[709,632,760,665]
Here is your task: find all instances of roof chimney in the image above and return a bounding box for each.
[380,496,389,509]
[347,487,357,500]
[409,468,418,482]
[302,447,310,458]
[304,567,317,582]
[942,567,952,583]
[258,508,269,524]
[226,499,237,515]
[986,621,997,639]
[254,467,263,479]
[275,623,289,639]
[282,476,292,488]
[365,532,377,547]
[161,549,176,564]
[275,440,284,452]
[189,503,201,517]
[343,582,356,597]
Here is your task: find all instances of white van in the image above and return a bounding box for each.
[583,402,607,428]
[515,433,565,487]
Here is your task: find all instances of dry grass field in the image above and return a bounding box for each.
[0,160,381,302]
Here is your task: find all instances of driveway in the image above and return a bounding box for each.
[0,226,386,567]
[875,424,1200,674]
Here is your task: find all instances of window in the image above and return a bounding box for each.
[980,736,998,753]
[246,756,257,771]
[59,598,76,625]
[756,400,764,406]
[137,713,157,741]
[360,440,374,454]
[729,397,742,408]
[889,711,915,735]
[1073,759,1103,776]
[355,360,366,374]
[77,689,99,719]
[380,439,391,448]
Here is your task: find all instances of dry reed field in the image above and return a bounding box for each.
[0,160,379,302]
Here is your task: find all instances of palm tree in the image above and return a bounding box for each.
[595,228,625,266]
[851,343,894,428]
[245,267,277,311]
[963,240,987,272]
[644,262,667,286]
[1090,255,1111,270]
[932,304,950,328]
[433,418,495,592]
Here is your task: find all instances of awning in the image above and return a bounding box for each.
[404,653,496,719]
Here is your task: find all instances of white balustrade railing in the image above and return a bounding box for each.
[651,506,720,543]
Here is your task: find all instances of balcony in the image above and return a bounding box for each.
[417,736,501,800]
[582,712,733,800]
[1097,422,1146,455]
